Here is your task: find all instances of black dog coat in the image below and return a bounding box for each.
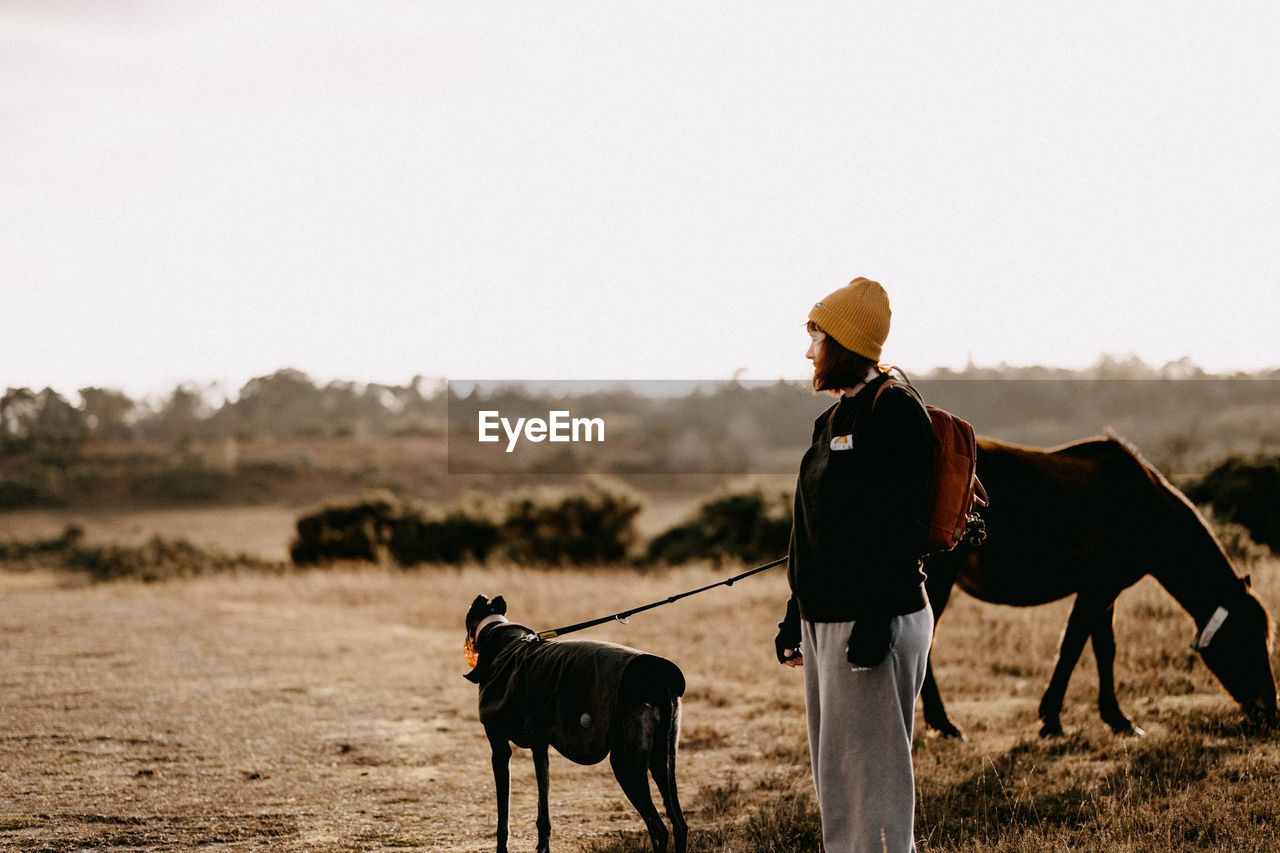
[466,622,685,764]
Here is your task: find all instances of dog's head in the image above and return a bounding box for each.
[466,593,508,641]
[464,594,509,682]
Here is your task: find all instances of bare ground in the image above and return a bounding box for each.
[4,549,1279,852]
[0,564,811,852]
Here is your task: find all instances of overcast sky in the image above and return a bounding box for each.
[3,1,1278,399]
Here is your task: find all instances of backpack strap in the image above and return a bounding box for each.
[974,476,989,508]
[871,377,896,409]
[872,366,990,531]
[870,365,925,417]
[825,368,895,425]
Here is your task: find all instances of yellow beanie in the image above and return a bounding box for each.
[808,277,891,361]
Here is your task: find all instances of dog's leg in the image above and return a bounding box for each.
[610,703,670,853]
[649,695,686,853]
[486,727,512,853]
[532,741,551,853]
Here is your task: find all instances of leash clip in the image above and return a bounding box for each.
[614,614,630,625]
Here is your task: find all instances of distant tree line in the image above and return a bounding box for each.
[6,356,1278,452]
[0,369,448,450]
[4,359,1279,512]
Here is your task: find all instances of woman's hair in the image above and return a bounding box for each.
[809,320,880,393]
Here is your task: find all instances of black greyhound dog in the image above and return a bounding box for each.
[465,594,687,853]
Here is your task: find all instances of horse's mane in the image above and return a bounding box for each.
[1104,431,1269,634]
[1102,428,1155,470]
[987,431,1237,569]
[1101,430,1217,533]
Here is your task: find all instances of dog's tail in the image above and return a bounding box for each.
[662,685,682,781]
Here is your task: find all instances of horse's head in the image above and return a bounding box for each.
[1193,575,1278,725]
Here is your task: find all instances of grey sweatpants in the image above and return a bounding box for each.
[802,605,933,853]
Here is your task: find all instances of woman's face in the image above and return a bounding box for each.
[806,326,825,365]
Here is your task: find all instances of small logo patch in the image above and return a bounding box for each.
[830,434,852,451]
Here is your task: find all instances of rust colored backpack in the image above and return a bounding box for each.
[872,366,988,555]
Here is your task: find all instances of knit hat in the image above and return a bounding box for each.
[808,277,891,362]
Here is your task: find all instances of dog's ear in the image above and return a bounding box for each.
[490,595,507,615]
[471,593,489,608]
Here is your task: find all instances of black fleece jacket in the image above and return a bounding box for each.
[785,372,933,624]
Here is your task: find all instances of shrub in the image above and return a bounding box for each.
[65,535,282,582]
[1198,507,1273,567]
[501,481,642,565]
[0,524,84,559]
[289,491,400,565]
[0,525,281,582]
[289,482,642,567]
[127,452,239,504]
[646,483,792,566]
[386,498,500,566]
[0,476,52,509]
[1184,456,1280,551]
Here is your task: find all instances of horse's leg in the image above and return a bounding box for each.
[1038,593,1107,737]
[922,561,966,739]
[532,741,551,853]
[486,728,512,853]
[1090,603,1145,736]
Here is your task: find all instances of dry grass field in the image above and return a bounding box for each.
[3,508,1280,852]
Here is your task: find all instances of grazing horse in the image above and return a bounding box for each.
[922,435,1277,739]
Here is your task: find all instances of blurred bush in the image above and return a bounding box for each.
[129,457,238,504]
[289,491,400,565]
[0,524,282,581]
[387,497,500,566]
[66,536,282,582]
[290,480,641,567]
[1206,516,1273,567]
[1184,455,1280,552]
[645,482,792,566]
[0,524,84,559]
[501,481,642,566]
[0,476,54,509]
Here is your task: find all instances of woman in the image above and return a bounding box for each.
[774,277,935,853]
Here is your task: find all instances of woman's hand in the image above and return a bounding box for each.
[776,598,803,666]
[846,615,893,668]
[775,625,803,667]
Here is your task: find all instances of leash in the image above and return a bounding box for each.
[535,555,788,640]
